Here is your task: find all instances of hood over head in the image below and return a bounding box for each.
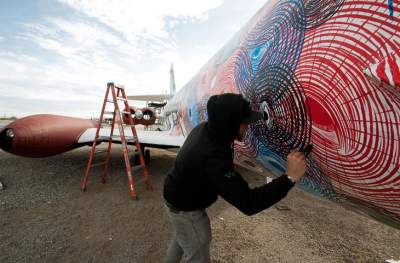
[206,93,251,144]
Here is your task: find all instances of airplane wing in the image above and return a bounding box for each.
[77,128,185,148]
[127,94,172,101]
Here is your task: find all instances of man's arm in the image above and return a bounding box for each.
[204,151,306,216]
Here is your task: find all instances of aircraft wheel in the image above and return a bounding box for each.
[144,149,150,165]
[133,148,150,165]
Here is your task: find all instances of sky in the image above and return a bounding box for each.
[0,0,267,118]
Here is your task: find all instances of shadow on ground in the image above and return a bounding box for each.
[0,146,399,263]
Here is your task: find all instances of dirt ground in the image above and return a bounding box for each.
[0,145,399,263]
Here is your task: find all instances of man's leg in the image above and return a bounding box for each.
[174,210,212,263]
[164,235,184,263]
[165,208,211,263]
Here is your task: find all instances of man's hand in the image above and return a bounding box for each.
[285,151,306,182]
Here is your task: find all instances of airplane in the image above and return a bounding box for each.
[0,0,399,227]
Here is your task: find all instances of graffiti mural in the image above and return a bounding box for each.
[169,0,400,222]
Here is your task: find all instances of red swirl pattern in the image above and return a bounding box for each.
[296,1,400,217]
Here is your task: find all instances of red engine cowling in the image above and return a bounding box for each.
[122,106,156,126]
[0,115,97,157]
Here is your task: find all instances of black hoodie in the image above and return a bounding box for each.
[163,93,294,215]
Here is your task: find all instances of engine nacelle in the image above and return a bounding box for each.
[0,115,97,157]
[122,107,157,126]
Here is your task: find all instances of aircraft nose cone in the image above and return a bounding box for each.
[0,128,14,152]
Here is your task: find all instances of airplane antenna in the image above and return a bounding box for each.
[170,63,176,95]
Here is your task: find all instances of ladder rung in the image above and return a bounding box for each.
[107,98,126,103]
[116,86,124,90]
[91,162,106,167]
[132,166,144,172]
[98,135,135,140]
[98,137,123,141]
[104,123,134,127]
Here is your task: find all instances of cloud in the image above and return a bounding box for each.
[0,0,225,117]
[58,0,224,41]
[6,16,173,98]
[0,95,98,117]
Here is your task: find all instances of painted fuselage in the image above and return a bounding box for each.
[165,0,400,222]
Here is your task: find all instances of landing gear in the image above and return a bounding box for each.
[144,149,150,165]
[133,147,151,166]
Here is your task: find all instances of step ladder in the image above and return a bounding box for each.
[81,82,153,199]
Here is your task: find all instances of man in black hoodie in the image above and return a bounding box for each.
[163,93,306,263]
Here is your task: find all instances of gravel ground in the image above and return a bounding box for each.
[0,145,399,263]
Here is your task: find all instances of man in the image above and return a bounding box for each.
[163,93,306,263]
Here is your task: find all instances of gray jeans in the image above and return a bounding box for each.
[164,205,212,263]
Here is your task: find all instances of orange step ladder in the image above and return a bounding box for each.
[81,82,153,199]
